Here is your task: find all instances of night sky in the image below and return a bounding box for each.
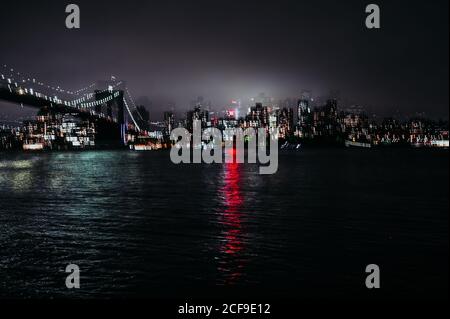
[0,0,448,119]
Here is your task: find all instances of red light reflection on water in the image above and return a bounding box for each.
[218,158,246,285]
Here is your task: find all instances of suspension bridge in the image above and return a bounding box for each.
[0,64,146,145]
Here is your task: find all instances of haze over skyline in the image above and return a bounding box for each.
[0,0,448,120]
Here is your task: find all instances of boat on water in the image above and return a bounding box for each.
[345,140,372,148]
[280,141,301,150]
[132,144,155,151]
[23,143,44,151]
[430,140,449,148]
[411,140,449,148]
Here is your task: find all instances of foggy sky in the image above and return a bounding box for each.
[0,0,448,120]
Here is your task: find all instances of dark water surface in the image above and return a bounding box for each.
[0,149,448,299]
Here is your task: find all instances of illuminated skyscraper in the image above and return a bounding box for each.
[296,91,313,138]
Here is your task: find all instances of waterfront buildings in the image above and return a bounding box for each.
[175,97,448,149]
[1,94,449,151]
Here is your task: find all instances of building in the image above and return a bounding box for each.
[312,99,339,137]
[21,109,96,150]
[245,103,269,128]
[186,106,209,132]
[277,108,294,139]
[163,111,175,138]
[296,98,312,138]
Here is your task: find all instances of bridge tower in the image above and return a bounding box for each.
[94,89,126,146]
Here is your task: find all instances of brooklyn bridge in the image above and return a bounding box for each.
[0,64,146,146]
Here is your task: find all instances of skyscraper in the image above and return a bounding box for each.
[296,91,312,138]
[277,108,294,139]
[163,111,175,138]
